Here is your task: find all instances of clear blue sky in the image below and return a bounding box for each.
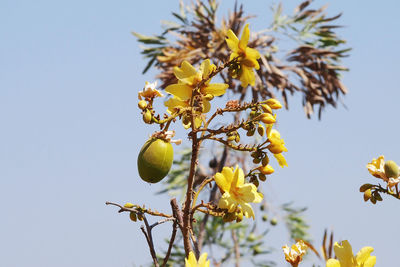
[1,0,399,266]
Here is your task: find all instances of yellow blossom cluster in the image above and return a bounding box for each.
[366,155,399,189]
[185,251,209,267]
[282,240,308,267]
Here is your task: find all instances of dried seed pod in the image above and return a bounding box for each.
[129,212,137,222]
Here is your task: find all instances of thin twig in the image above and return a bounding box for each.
[141,214,159,267]
[162,221,178,267]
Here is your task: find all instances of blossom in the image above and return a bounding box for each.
[215,166,263,219]
[226,24,260,87]
[138,81,163,100]
[326,240,376,267]
[164,60,228,128]
[165,59,228,104]
[185,251,210,267]
[282,240,307,267]
[366,156,400,190]
[266,126,288,167]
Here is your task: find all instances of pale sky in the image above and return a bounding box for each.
[1,0,400,266]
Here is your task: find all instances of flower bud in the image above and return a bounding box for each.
[138,100,147,110]
[223,212,236,223]
[137,213,144,221]
[270,218,278,226]
[259,173,267,181]
[363,189,372,202]
[143,109,152,123]
[257,124,265,136]
[253,158,261,164]
[129,212,137,222]
[265,98,282,109]
[359,183,374,192]
[257,165,274,175]
[124,203,135,208]
[227,135,236,141]
[384,160,399,178]
[259,113,276,124]
[262,156,269,167]
[246,128,255,136]
[261,104,272,114]
[262,214,268,221]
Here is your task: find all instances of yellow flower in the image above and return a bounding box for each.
[326,240,376,267]
[366,156,400,190]
[165,59,228,103]
[366,155,386,180]
[282,240,307,267]
[215,166,263,219]
[226,24,261,88]
[266,127,288,167]
[185,251,210,267]
[138,81,163,100]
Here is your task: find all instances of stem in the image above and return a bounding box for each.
[162,221,178,267]
[140,214,159,267]
[232,229,240,267]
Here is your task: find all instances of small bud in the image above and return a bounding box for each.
[370,196,377,204]
[384,160,399,178]
[227,135,236,141]
[246,128,255,136]
[247,233,257,242]
[262,156,269,167]
[235,211,243,222]
[373,191,383,201]
[250,110,257,118]
[209,157,218,168]
[138,100,147,110]
[257,124,265,136]
[137,213,144,221]
[143,110,152,124]
[359,183,374,192]
[257,165,274,175]
[363,189,372,202]
[251,178,259,187]
[270,218,278,226]
[235,134,240,143]
[253,246,262,255]
[129,212,137,222]
[124,203,135,208]
[261,104,272,114]
[259,173,267,181]
[259,113,276,124]
[265,98,282,109]
[223,212,236,223]
[253,158,261,164]
[262,214,268,221]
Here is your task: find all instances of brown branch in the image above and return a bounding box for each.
[105,201,173,218]
[162,221,178,267]
[140,214,159,267]
[232,229,240,267]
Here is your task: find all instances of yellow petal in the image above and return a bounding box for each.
[226,29,239,51]
[363,256,376,267]
[202,83,228,97]
[198,253,210,267]
[218,192,237,212]
[240,65,255,87]
[334,240,354,266]
[240,202,255,219]
[356,246,374,264]
[202,99,211,113]
[274,153,288,168]
[232,165,245,188]
[326,259,341,267]
[174,61,197,80]
[164,97,189,113]
[239,24,250,50]
[185,251,198,267]
[200,59,216,79]
[165,83,193,100]
[215,167,234,192]
[237,184,260,202]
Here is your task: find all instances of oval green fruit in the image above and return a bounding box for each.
[137,138,173,183]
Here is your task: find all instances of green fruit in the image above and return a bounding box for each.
[384,160,399,178]
[270,218,278,226]
[137,138,173,183]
